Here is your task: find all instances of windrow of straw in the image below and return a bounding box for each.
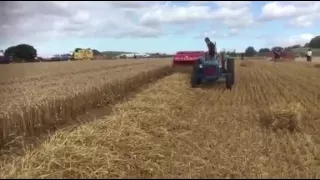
[0,64,173,149]
[258,103,304,132]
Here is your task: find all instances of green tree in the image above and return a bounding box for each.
[284,44,300,51]
[309,36,320,48]
[92,49,102,56]
[244,46,257,57]
[4,46,16,57]
[291,44,301,48]
[5,44,37,62]
[258,48,270,53]
[74,48,82,52]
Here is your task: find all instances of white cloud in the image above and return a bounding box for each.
[0,1,163,46]
[140,1,254,28]
[285,34,315,46]
[266,33,315,47]
[195,30,217,39]
[0,1,256,49]
[260,1,320,27]
[226,28,239,36]
[188,1,211,6]
[214,1,251,9]
[107,1,157,8]
[288,14,320,28]
[195,28,240,39]
[139,4,213,25]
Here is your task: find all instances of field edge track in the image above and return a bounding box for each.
[0,65,174,151]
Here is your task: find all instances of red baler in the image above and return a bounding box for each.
[172,51,205,67]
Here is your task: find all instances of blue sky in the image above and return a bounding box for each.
[0,1,319,57]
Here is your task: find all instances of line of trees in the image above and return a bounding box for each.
[2,35,320,60]
[243,35,320,57]
[309,36,320,48]
[0,45,106,62]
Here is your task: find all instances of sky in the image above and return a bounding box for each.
[0,1,319,57]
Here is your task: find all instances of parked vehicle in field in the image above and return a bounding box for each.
[71,48,94,61]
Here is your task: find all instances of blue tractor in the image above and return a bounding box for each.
[190,52,235,89]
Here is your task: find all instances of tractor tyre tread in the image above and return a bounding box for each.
[226,58,235,84]
[225,73,232,89]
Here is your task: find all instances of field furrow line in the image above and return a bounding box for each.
[260,66,287,105]
[255,66,274,107]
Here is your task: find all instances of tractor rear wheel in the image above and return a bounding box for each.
[191,71,201,88]
[191,60,202,88]
[225,73,232,89]
[226,58,235,84]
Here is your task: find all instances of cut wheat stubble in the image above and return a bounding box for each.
[1,60,320,178]
[0,59,172,149]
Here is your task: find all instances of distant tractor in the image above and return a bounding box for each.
[267,48,295,62]
[71,48,94,61]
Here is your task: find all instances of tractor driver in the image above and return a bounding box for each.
[204,37,216,59]
[204,37,226,71]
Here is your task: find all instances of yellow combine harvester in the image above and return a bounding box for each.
[71,48,94,61]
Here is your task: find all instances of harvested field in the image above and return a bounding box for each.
[239,61,254,67]
[0,60,320,178]
[0,59,159,84]
[0,59,172,149]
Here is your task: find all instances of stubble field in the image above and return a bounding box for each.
[0,59,172,149]
[0,59,320,178]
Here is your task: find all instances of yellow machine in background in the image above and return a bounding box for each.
[71,48,94,61]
